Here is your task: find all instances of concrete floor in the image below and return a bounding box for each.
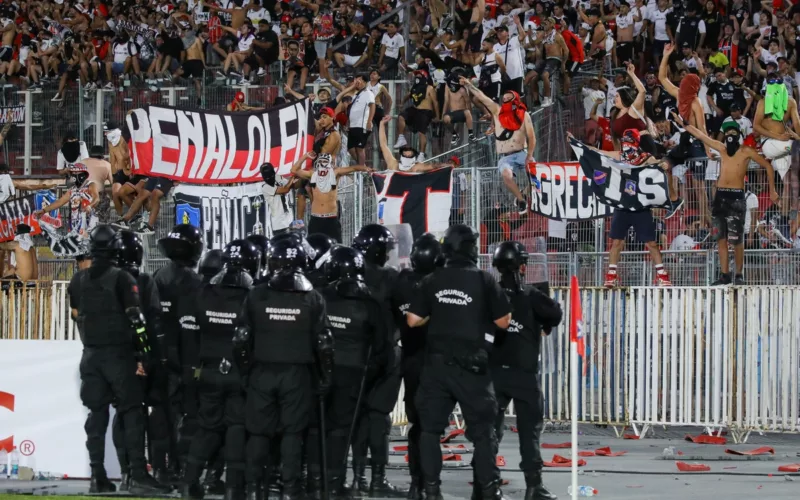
[2,424,800,499]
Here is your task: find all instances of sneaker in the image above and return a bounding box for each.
[468,132,476,141]
[103,82,115,90]
[541,96,553,107]
[215,70,226,78]
[733,274,745,286]
[256,67,267,77]
[136,223,155,234]
[83,91,89,99]
[229,71,242,79]
[515,197,528,215]
[712,273,732,286]
[656,272,672,286]
[664,198,684,220]
[393,135,407,148]
[239,78,251,86]
[450,133,460,146]
[604,273,619,288]
[86,82,97,90]
[313,76,326,84]
[417,152,426,162]
[112,220,131,229]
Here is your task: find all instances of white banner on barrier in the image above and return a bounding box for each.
[0,340,120,479]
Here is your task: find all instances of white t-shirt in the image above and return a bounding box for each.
[56,141,90,171]
[760,48,784,65]
[721,115,753,137]
[262,181,293,232]
[481,18,497,43]
[113,42,136,63]
[381,33,404,59]
[682,56,698,69]
[632,6,645,37]
[366,82,385,107]
[647,7,672,41]
[348,89,375,129]
[247,7,270,23]
[494,37,525,80]
[238,31,255,51]
[744,191,758,235]
[0,173,14,203]
[616,12,635,30]
[582,88,605,119]
[670,234,697,251]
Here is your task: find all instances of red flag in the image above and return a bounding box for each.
[569,276,585,358]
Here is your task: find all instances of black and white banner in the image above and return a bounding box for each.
[172,183,272,250]
[372,168,453,239]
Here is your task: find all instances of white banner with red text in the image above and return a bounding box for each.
[126,100,313,183]
[0,340,120,479]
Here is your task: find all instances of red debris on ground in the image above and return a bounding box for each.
[578,451,596,457]
[496,456,506,467]
[541,442,572,449]
[725,447,774,456]
[623,434,641,440]
[676,461,711,472]
[684,434,727,445]
[441,429,466,443]
[595,446,627,457]
[543,455,587,468]
[778,464,800,473]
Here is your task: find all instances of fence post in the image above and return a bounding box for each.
[78,81,85,144]
[94,90,105,147]
[471,167,480,231]
[355,172,364,230]
[403,3,412,64]
[22,90,32,175]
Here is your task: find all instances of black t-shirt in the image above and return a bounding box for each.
[677,15,702,48]
[707,80,736,115]
[347,33,370,57]
[254,28,279,63]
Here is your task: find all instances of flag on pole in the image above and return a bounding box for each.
[569,275,585,358]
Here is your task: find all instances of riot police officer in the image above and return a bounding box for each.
[199,249,224,283]
[350,224,404,497]
[313,246,391,499]
[306,233,335,289]
[110,230,170,492]
[406,224,512,500]
[390,233,443,500]
[67,225,166,495]
[246,235,270,284]
[491,242,562,500]
[236,237,334,500]
[153,224,205,481]
[182,240,261,500]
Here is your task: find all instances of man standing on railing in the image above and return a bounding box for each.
[676,116,780,286]
[394,69,440,161]
[0,223,38,283]
[459,75,535,216]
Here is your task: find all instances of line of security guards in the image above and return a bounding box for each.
[69,222,562,500]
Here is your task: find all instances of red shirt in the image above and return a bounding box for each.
[93,39,110,60]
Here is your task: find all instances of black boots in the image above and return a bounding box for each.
[482,481,510,500]
[182,482,205,500]
[246,481,264,500]
[306,473,323,500]
[407,476,424,500]
[350,462,369,494]
[224,486,246,500]
[118,471,131,492]
[369,464,407,497]
[523,472,556,500]
[130,470,172,495]
[423,482,443,500]
[89,467,117,494]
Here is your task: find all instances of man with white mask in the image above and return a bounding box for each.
[106,122,146,220]
[0,223,39,283]
[56,133,90,173]
[378,116,456,172]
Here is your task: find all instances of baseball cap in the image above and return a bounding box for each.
[580,22,591,30]
[732,68,745,77]
[729,103,742,112]
[681,41,691,49]
[318,106,335,118]
[495,25,509,32]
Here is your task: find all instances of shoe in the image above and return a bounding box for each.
[155,467,181,488]
[656,272,672,287]
[417,152,426,162]
[604,273,619,288]
[204,478,226,495]
[733,274,745,286]
[541,97,553,107]
[119,472,131,492]
[306,474,322,500]
[103,82,115,90]
[130,472,172,495]
[712,273,732,286]
[451,133,460,146]
[515,197,528,215]
[423,482,443,500]
[468,132,476,141]
[257,67,267,77]
[523,472,556,500]
[86,82,96,90]
[216,70,226,78]
[314,77,326,84]
[369,464,407,498]
[136,223,155,234]
[112,220,131,229]
[51,92,63,102]
[407,476,424,500]
[350,463,370,495]
[481,482,508,500]
[229,71,243,78]
[89,469,117,494]
[182,481,205,500]
[394,135,407,148]
[664,198,684,220]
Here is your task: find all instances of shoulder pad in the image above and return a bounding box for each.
[210,270,253,289]
[268,272,313,292]
[335,279,372,299]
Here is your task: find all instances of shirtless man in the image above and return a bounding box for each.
[81,145,113,222]
[106,122,145,220]
[394,70,440,161]
[442,69,475,146]
[0,17,17,68]
[460,75,535,214]
[0,224,38,283]
[290,106,371,242]
[754,73,800,202]
[378,116,457,172]
[171,28,207,101]
[526,17,569,107]
[602,2,640,66]
[678,117,780,285]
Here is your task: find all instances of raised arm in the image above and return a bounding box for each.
[460,76,499,114]
[379,116,399,170]
[291,152,314,179]
[626,62,647,112]
[659,43,679,98]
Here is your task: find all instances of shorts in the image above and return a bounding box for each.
[666,133,706,176]
[313,40,329,58]
[497,150,529,175]
[144,177,174,194]
[444,110,467,124]
[400,107,434,134]
[348,127,371,149]
[501,77,523,96]
[382,56,399,71]
[617,42,634,64]
[761,138,793,179]
[711,188,746,244]
[479,81,502,102]
[111,62,125,74]
[0,46,12,63]
[113,171,130,185]
[534,57,561,77]
[372,106,385,128]
[652,39,669,58]
[308,215,342,243]
[243,54,262,70]
[182,59,204,78]
[609,209,656,243]
[343,54,361,66]
[566,59,581,76]
[127,175,148,188]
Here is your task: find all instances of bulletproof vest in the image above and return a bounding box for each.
[250,287,318,364]
[307,268,328,289]
[154,261,202,366]
[491,287,540,372]
[424,265,493,357]
[77,267,132,346]
[196,284,249,363]
[322,286,372,368]
[393,269,427,357]
[364,262,398,308]
[137,272,163,357]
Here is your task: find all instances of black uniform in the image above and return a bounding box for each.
[69,264,147,487]
[182,277,250,496]
[407,261,510,494]
[241,280,328,493]
[153,261,203,472]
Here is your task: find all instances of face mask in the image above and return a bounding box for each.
[106,128,122,146]
[71,172,88,188]
[725,132,741,156]
[399,156,416,170]
[62,140,81,163]
[261,165,276,186]
[14,232,33,252]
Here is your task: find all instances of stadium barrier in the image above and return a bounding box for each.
[3,283,799,444]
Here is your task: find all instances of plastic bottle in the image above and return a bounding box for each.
[0,449,7,478]
[567,485,598,497]
[9,447,19,480]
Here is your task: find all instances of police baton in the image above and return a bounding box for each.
[319,396,329,500]
[343,345,372,472]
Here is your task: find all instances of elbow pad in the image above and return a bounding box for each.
[126,307,150,356]
[232,325,253,375]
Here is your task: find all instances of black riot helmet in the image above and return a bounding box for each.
[112,230,144,271]
[157,224,204,265]
[247,234,271,270]
[410,232,443,274]
[271,231,316,264]
[89,224,118,259]
[441,224,479,264]
[352,224,396,266]
[268,237,308,274]
[198,249,224,281]
[260,162,277,186]
[492,241,528,274]
[307,233,335,271]
[222,239,261,278]
[325,245,366,283]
